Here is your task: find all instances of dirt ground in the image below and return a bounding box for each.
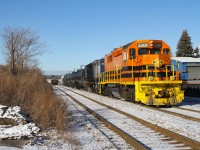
[0,140,28,149]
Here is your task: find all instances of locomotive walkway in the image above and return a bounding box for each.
[56,85,200,150]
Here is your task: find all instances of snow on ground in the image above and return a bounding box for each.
[178,96,200,111]
[160,107,200,119]
[0,105,42,149]
[0,105,40,140]
[1,85,200,149]
[59,87,189,150]
[0,87,121,150]
[61,86,200,143]
[54,87,121,149]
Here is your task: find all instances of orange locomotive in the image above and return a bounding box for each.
[99,40,184,105]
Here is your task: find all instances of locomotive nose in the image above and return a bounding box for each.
[152,59,164,68]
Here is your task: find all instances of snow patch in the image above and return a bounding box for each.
[0,105,40,140]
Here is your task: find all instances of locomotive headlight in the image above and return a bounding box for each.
[170,76,175,81]
[149,76,154,81]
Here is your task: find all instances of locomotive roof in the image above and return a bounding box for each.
[171,57,200,63]
[123,42,133,49]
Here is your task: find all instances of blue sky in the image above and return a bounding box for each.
[0,0,200,75]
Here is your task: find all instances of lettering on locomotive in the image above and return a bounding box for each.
[137,43,148,48]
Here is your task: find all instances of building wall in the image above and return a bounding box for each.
[171,58,200,81]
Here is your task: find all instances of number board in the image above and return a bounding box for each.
[137,43,148,48]
[154,43,162,48]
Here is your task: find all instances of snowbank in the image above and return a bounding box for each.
[0,105,40,140]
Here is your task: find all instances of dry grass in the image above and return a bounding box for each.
[0,118,18,126]
[0,67,67,131]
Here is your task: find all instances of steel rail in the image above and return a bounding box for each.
[148,106,200,123]
[57,87,149,150]
[64,87,200,150]
[172,106,200,114]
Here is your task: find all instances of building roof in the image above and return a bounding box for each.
[171,57,200,63]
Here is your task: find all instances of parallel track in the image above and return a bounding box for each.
[118,96,200,123]
[143,105,200,123]
[58,86,200,150]
[172,106,200,114]
[57,86,148,150]
[122,97,200,123]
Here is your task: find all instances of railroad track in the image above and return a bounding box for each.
[140,105,200,123]
[57,86,146,150]
[173,106,200,114]
[57,85,200,150]
[57,89,134,149]
[112,98,200,123]
[120,97,200,123]
[108,92,200,123]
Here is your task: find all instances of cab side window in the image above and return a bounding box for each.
[139,48,149,55]
[163,48,170,54]
[129,48,136,59]
[123,51,127,61]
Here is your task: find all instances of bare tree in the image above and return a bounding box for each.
[1,26,46,74]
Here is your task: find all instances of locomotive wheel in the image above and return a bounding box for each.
[83,85,92,92]
[94,85,99,93]
[102,86,112,96]
[120,86,135,101]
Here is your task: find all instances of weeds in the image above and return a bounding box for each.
[0,67,67,131]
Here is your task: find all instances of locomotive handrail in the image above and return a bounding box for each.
[99,64,179,83]
[166,65,168,80]
[132,57,134,79]
[155,64,157,78]
[142,64,179,81]
[172,65,174,76]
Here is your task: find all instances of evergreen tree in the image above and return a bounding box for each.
[176,30,193,57]
[193,47,199,57]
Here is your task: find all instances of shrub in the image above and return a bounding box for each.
[0,67,67,131]
[0,118,17,126]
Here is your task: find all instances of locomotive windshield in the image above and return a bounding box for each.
[138,48,161,55]
[138,48,149,55]
[150,49,160,54]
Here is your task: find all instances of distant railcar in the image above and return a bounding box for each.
[51,79,59,85]
[63,69,84,88]
[83,59,104,92]
[63,59,104,92]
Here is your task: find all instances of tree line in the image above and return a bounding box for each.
[1,26,46,75]
[176,30,199,57]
